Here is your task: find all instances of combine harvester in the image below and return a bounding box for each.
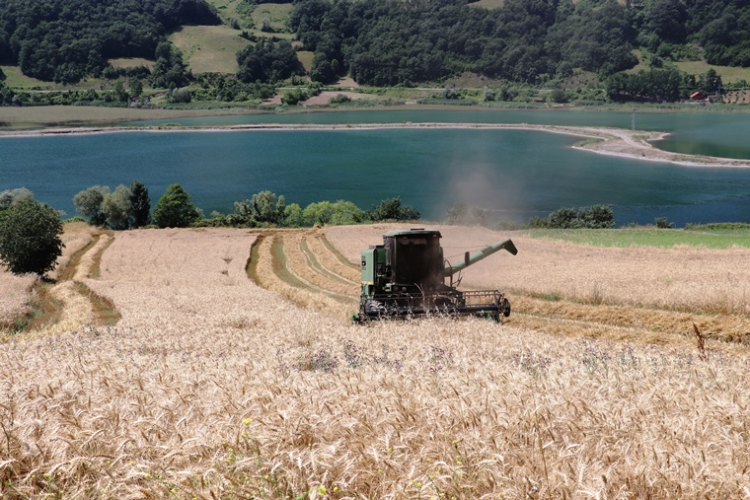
[353,228,517,323]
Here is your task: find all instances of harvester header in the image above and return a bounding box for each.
[353,228,517,322]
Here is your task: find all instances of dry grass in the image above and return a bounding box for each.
[327,224,750,338]
[0,272,35,328]
[2,226,750,499]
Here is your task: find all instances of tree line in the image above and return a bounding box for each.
[0,0,220,84]
[291,0,750,87]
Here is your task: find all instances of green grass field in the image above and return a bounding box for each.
[109,58,154,69]
[526,227,750,248]
[170,25,251,74]
[251,3,294,34]
[204,0,255,29]
[675,61,750,83]
[470,0,504,8]
[1,66,57,89]
[297,51,314,72]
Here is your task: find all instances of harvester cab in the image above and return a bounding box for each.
[353,228,517,323]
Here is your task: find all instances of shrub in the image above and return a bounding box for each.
[654,217,674,229]
[0,200,64,276]
[543,205,615,229]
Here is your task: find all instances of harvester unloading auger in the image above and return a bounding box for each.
[353,228,518,323]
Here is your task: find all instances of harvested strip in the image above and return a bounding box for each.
[249,234,352,319]
[281,232,358,300]
[308,231,360,283]
[300,238,353,286]
[319,232,360,273]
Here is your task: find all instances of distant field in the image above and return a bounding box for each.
[297,50,314,72]
[470,0,504,8]
[204,0,255,29]
[0,106,255,129]
[526,227,750,249]
[675,60,750,83]
[1,66,56,89]
[109,58,154,69]
[251,3,294,33]
[170,25,251,74]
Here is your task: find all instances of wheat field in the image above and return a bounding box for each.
[1,224,749,499]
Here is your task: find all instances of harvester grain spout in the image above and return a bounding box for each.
[445,239,518,277]
[353,228,517,323]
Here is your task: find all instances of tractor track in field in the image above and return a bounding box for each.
[247,229,359,318]
[24,231,120,334]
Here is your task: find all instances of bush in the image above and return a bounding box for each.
[152,184,201,228]
[543,205,615,229]
[0,200,64,276]
[654,217,674,229]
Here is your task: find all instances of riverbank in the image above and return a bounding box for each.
[3,121,750,169]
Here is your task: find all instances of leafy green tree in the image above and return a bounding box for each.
[236,40,301,83]
[152,184,201,228]
[73,185,110,226]
[283,203,304,227]
[330,200,367,225]
[303,201,334,226]
[0,199,64,276]
[129,181,151,228]
[101,185,132,230]
[234,191,286,226]
[129,78,143,98]
[369,197,421,222]
[0,188,34,210]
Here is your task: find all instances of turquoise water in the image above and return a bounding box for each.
[126,108,750,160]
[3,114,750,226]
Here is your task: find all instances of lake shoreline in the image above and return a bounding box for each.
[3,122,750,169]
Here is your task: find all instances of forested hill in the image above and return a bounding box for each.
[1,0,749,90]
[293,0,750,86]
[0,0,220,83]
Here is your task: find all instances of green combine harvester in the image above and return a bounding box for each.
[353,228,518,323]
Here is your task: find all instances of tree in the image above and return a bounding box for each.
[234,191,286,226]
[73,185,110,226]
[129,181,151,228]
[152,184,200,228]
[101,184,132,230]
[129,78,143,98]
[369,197,421,222]
[0,188,34,210]
[0,199,64,276]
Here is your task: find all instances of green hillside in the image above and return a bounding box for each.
[2,0,750,108]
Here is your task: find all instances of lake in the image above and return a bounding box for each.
[2,108,750,226]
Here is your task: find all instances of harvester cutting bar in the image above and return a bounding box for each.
[359,290,510,321]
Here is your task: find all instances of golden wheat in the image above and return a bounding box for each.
[2,226,750,499]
